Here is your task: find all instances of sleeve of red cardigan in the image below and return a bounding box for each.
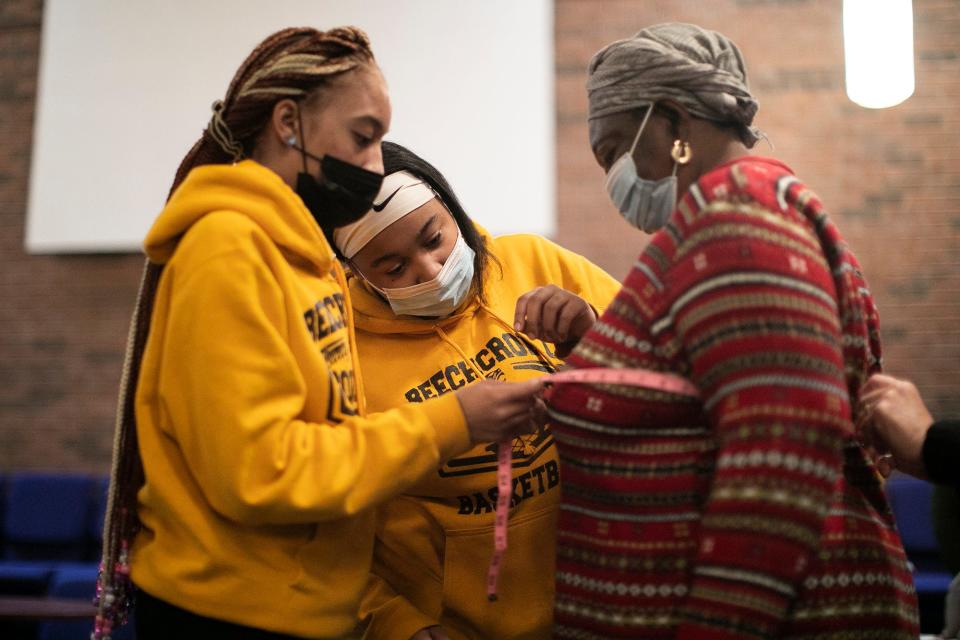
[668,219,850,639]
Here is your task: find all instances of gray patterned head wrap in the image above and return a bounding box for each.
[587,23,761,147]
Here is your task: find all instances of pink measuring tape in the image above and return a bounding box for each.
[484,367,700,601]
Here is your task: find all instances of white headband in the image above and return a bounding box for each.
[333,170,436,259]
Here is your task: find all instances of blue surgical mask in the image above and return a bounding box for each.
[372,231,476,318]
[604,103,678,233]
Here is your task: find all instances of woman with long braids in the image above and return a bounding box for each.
[94,27,542,640]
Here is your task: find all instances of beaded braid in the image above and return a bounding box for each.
[94,26,375,640]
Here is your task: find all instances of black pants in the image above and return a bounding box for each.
[135,589,302,639]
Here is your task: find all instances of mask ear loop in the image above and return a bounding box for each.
[627,102,657,157]
[294,104,310,175]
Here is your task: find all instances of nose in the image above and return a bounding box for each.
[412,254,444,285]
[362,145,384,175]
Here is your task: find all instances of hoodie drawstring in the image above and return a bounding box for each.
[433,325,486,381]
[479,303,558,374]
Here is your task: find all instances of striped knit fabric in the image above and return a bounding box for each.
[547,157,919,639]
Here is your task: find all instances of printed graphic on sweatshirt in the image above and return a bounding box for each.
[302,293,358,421]
[403,331,559,404]
[457,457,560,515]
[396,329,560,480]
[452,426,560,514]
[440,424,555,478]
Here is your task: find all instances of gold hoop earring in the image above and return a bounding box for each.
[671,139,692,165]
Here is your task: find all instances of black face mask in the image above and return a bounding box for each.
[291,107,383,245]
[294,151,383,246]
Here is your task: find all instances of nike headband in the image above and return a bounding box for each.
[333,170,437,259]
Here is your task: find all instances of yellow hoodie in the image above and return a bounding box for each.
[131,160,471,638]
[352,233,621,640]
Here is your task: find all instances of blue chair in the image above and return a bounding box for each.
[885,474,954,593]
[0,473,96,597]
[0,560,55,595]
[2,473,94,562]
[37,564,134,640]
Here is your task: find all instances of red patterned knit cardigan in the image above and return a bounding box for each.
[548,157,919,639]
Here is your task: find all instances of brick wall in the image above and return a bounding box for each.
[1,0,957,471]
[0,0,143,471]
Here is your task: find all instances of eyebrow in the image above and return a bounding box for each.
[354,114,386,136]
[417,214,439,238]
[370,214,439,269]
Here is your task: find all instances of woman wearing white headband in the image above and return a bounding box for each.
[335,142,621,640]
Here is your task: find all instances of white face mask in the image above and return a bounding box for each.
[372,231,476,318]
[604,103,678,233]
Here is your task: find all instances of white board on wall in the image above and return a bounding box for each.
[25,1,554,253]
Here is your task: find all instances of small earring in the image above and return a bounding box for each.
[286,135,297,147]
[671,139,692,165]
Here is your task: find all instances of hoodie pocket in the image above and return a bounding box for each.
[439,506,556,640]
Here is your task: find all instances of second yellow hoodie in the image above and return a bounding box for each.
[353,232,621,639]
[131,160,471,638]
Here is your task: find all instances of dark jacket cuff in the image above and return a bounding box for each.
[923,419,960,488]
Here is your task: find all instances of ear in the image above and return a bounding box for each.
[270,98,300,147]
[657,99,693,141]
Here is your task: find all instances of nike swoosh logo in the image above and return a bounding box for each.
[372,187,402,212]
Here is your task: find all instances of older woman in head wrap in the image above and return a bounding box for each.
[547,23,919,639]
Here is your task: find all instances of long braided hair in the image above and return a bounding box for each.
[94,26,376,639]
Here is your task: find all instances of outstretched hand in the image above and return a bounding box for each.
[455,379,545,444]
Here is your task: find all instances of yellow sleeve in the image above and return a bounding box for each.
[152,249,471,525]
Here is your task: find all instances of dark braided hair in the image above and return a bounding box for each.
[379,141,501,304]
[94,26,377,640]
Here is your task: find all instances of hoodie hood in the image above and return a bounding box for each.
[145,160,334,274]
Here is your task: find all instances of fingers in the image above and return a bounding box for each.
[514,291,531,333]
[518,287,548,339]
[514,286,589,343]
[860,372,897,395]
[429,628,452,640]
[875,453,895,478]
[529,396,548,431]
[495,380,546,435]
[554,297,580,340]
[459,378,548,443]
[501,377,546,400]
